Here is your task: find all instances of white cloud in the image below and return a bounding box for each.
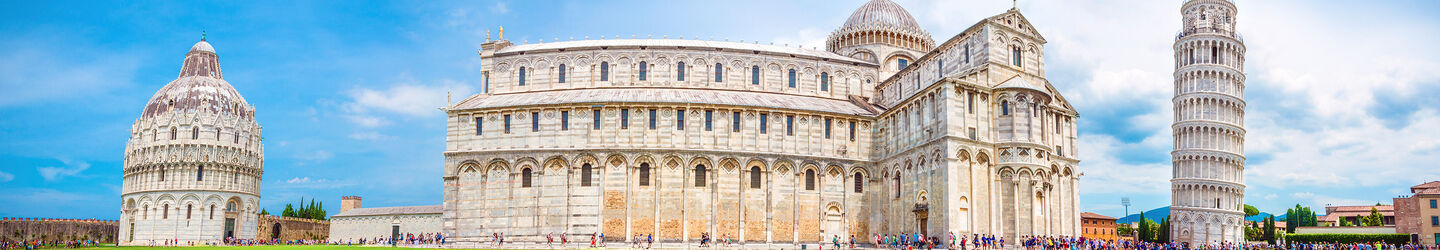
[295,150,334,162]
[490,2,509,15]
[37,158,90,181]
[1290,192,1376,208]
[282,177,354,189]
[1264,194,1277,201]
[1075,134,1172,195]
[349,131,388,141]
[772,28,828,50]
[344,80,471,117]
[0,170,13,183]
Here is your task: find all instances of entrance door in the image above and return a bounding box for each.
[823,206,844,242]
[129,223,134,242]
[224,218,235,239]
[391,225,400,245]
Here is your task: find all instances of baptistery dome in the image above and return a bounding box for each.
[119,38,264,245]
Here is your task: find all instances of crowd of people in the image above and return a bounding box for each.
[331,232,444,246]
[0,239,102,250]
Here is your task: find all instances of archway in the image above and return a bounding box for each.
[271,223,282,239]
[823,205,845,242]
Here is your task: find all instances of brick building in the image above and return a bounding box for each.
[1395,181,1440,245]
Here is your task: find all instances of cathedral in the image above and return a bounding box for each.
[118,38,266,245]
[440,0,1081,245]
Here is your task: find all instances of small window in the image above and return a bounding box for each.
[639,163,651,186]
[964,44,971,63]
[677,62,685,81]
[967,92,975,114]
[234,133,239,143]
[715,63,723,82]
[1002,101,1010,115]
[732,112,741,132]
[216,128,221,140]
[849,121,857,141]
[475,117,483,135]
[621,109,629,129]
[820,72,829,91]
[649,109,657,130]
[518,67,527,86]
[163,204,169,219]
[159,168,166,182]
[785,115,794,136]
[1012,47,1022,67]
[804,169,815,190]
[894,175,901,198]
[749,166,762,189]
[969,128,977,140]
[638,61,648,81]
[1431,199,1437,208]
[938,59,944,78]
[558,64,567,83]
[504,114,512,134]
[191,127,199,139]
[484,72,490,93]
[561,111,569,130]
[694,165,707,187]
[186,204,192,219]
[1433,216,1439,226]
[170,127,177,140]
[600,62,610,81]
[824,118,832,139]
[853,173,864,193]
[581,163,593,187]
[209,205,215,219]
[760,114,768,134]
[676,109,686,130]
[751,66,760,85]
[531,112,540,132]
[898,58,909,70]
[593,110,601,129]
[197,165,204,181]
[787,69,796,88]
[521,168,533,188]
[704,110,713,131]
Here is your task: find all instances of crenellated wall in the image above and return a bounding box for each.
[0,218,119,243]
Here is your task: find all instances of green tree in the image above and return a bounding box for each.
[1244,204,1260,217]
[259,209,269,216]
[282,204,295,217]
[1158,217,1171,242]
[1339,217,1352,226]
[1264,215,1277,244]
[1362,207,1385,226]
[1137,212,1150,242]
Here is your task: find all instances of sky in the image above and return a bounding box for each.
[2,0,1439,220]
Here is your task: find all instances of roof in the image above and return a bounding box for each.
[1081,212,1117,220]
[453,88,877,117]
[1412,181,1440,193]
[995,76,1050,96]
[333,205,442,217]
[141,39,253,121]
[495,39,873,65]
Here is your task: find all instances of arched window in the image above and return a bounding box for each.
[143,205,148,219]
[714,63,723,82]
[750,166,762,189]
[216,128,221,140]
[163,204,169,219]
[192,127,199,139]
[820,72,829,91]
[234,133,239,143]
[581,163,593,187]
[159,167,166,182]
[854,173,864,193]
[694,165,707,187]
[639,163,651,186]
[804,169,816,190]
[197,165,204,181]
[1012,46,1022,67]
[676,62,685,81]
[638,61,648,81]
[521,168,533,187]
[600,62,610,81]
[894,174,901,198]
[1001,101,1010,116]
[751,66,760,85]
[558,64,567,83]
[518,67,527,86]
[787,69,797,88]
[209,204,215,219]
[226,201,236,212]
[186,204,192,219]
[170,127,177,140]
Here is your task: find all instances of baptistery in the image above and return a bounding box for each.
[442,0,1080,245]
[119,38,264,245]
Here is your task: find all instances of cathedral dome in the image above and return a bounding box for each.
[826,0,935,53]
[140,39,253,121]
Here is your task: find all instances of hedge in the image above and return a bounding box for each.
[1286,234,1410,245]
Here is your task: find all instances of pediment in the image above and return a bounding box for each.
[987,9,1047,43]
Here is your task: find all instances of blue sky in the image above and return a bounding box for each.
[2,0,1438,220]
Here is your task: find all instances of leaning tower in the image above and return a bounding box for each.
[1170,0,1246,244]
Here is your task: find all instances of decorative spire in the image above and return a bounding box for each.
[202,30,207,41]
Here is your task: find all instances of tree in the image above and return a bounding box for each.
[1158,217,1171,243]
[1244,204,1260,217]
[282,204,295,217]
[260,209,269,216]
[1339,217,1353,227]
[1264,215,1277,244]
[1138,211,1151,242]
[1362,207,1385,226]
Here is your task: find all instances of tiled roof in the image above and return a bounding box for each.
[496,39,873,65]
[333,205,442,217]
[1081,212,1117,220]
[1413,181,1440,190]
[453,88,877,117]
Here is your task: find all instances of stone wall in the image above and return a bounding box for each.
[256,215,329,242]
[329,214,441,244]
[0,218,118,243]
